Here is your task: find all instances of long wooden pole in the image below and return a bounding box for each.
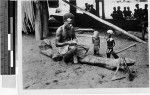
[62,0,147,44]
[116,43,137,54]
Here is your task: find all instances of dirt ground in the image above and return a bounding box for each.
[22,31,149,89]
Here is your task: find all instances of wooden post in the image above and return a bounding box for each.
[41,1,49,38]
[69,0,76,15]
[35,1,42,40]
[101,0,105,19]
[96,0,99,17]
[96,0,105,18]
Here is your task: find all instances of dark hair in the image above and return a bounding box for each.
[117,6,120,9]
[135,4,139,7]
[63,13,74,22]
[145,4,148,7]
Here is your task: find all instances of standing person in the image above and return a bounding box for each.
[141,4,148,40]
[106,30,119,59]
[85,3,90,11]
[143,4,148,21]
[89,4,96,15]
[111,7,117,20]
[92,31,100,56]
[123,7,127,19]
[126,7,132,18]
[134,4,140,20]
[116,6,123,20]
[54,13,78,63]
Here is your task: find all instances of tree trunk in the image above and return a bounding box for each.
[80,55,135,69]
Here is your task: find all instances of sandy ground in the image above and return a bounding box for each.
[22,31,149,89]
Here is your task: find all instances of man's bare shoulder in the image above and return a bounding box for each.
[71,26,75,31]
[56,26,63,35]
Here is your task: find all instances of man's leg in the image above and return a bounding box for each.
[112,51,119,59]
[106,48,111,58]
[94,46,99,56]
[107,53,111,58]
[63,46,77,63]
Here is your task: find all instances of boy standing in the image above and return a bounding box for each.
[92,31,100,55]
[106,30,119,59]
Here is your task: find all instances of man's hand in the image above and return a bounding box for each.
[66,40,77,46]
[70,42,77,46]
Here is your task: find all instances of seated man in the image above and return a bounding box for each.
[54,13,79,63]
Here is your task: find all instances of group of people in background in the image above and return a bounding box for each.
[111,6,132,20]
[111,4,148,21]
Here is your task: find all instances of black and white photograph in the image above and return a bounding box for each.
[21,0,149,90]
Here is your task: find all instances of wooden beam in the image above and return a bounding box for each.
[62,0,147,44]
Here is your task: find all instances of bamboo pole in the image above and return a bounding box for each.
[116,43,137,54]
[62,0,147,44]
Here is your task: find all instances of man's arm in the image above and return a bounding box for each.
[92,37,94,43]
[99,37,100,48]
[113,39,115,47]
[71,27,78,43]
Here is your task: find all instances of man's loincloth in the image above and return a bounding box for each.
[57,44,89,59]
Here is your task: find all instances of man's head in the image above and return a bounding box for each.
[124,7,126,11]
[113,7,116,11]
[145,4,148,9]
[93,31,99,38]
[135,4,139,9]
[117,6,121,10]
[107,30,114,34]
[127,7,130,11]
[63,13,74,29]
[85,3,88,7]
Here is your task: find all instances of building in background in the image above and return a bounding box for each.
[48,0,148,19]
